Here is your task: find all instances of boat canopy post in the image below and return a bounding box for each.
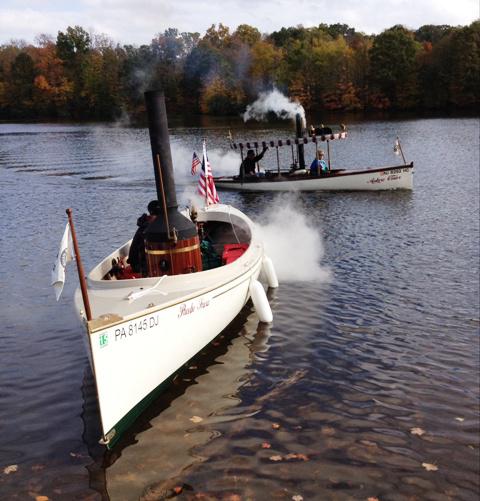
[66,208,92,321]
[327,140,331,170]
[276,146,280,174]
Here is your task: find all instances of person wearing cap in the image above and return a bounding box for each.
[310,150,328,176]
[239,146,268,178]
[127,200,160,275]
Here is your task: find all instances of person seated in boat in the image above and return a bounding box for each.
[127,200,160,275]
[310,150,328,176]
[239,147,268,179]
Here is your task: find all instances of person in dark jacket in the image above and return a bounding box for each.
[127,200,160,275]
[239,146,268,178]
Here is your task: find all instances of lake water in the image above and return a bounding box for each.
[0,116,479,500]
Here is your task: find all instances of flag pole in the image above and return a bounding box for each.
[396,136,407,165]
[203,139,209,207]
[66,208,92,321]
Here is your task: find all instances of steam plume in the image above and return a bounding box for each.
[243,88,306,127]
[255,195,331,283]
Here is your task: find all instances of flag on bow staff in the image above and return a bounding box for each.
[51,221,74,300]
[191,151,201,175]
[197,140,220,206]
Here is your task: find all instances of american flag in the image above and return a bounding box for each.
[191,152,201,175]
[197,140,220,206]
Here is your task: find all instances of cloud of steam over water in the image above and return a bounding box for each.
[243,88,306,127]
[255,195,331,283]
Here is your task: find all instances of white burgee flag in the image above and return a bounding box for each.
[51,222,74,301]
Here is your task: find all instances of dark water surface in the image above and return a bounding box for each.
[0,117,479,500]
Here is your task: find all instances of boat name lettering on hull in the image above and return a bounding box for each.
[368,177,386,184]
[114,314,159,341]
[178,298,210,318]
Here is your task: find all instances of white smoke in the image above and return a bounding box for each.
[243,88,306,127]
[255,195,331,283]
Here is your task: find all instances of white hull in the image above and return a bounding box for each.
[74,204,272,445]
[215,163,414,192]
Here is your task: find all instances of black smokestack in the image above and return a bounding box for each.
[295,113,305,169]
[143,90,197,243]
[144,90,178,208]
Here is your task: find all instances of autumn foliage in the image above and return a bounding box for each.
[0,21,478,119]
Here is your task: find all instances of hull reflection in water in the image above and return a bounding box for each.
[95,307,272,499]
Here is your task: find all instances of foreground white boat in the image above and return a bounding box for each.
[71,91,278,448]
[215,163,414,191]
[75,204,276,448]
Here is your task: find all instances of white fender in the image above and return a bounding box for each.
[250,279,273,323]
[262,255,279,289]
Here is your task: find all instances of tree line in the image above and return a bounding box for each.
[0,21,478,120]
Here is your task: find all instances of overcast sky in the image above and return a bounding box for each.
[1,0,478,46]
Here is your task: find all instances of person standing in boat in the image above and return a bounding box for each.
[127,200,160,275]
[239,146,268,178]
[310,149,328,176]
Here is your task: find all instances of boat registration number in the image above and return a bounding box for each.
[107,313,160,344]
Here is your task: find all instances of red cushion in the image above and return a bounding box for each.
[222,244,249,264]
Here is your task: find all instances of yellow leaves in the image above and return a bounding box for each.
[271,422,281,430]
[292,495,304,501]
[422,462,439,471]
[199,77,245,114]
[189,415,203,423]
[250,41,284,80]
[268,452,309,462]
[410,427,426,436]
[285,453,309,461]
[35,496,50,501]
[3,464,17,474]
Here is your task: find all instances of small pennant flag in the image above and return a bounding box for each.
[394,138,400,155]
[191,152,201,175]
[197,140,220,206]
[51,222,74,301]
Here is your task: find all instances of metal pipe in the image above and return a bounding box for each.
[295,113,305,169]
[155,154,171,239]
[144,90,178,209]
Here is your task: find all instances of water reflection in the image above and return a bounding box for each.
[82,304,271,499]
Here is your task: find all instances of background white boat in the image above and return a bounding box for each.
[219,115,413,191]
[215,163,414,191]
